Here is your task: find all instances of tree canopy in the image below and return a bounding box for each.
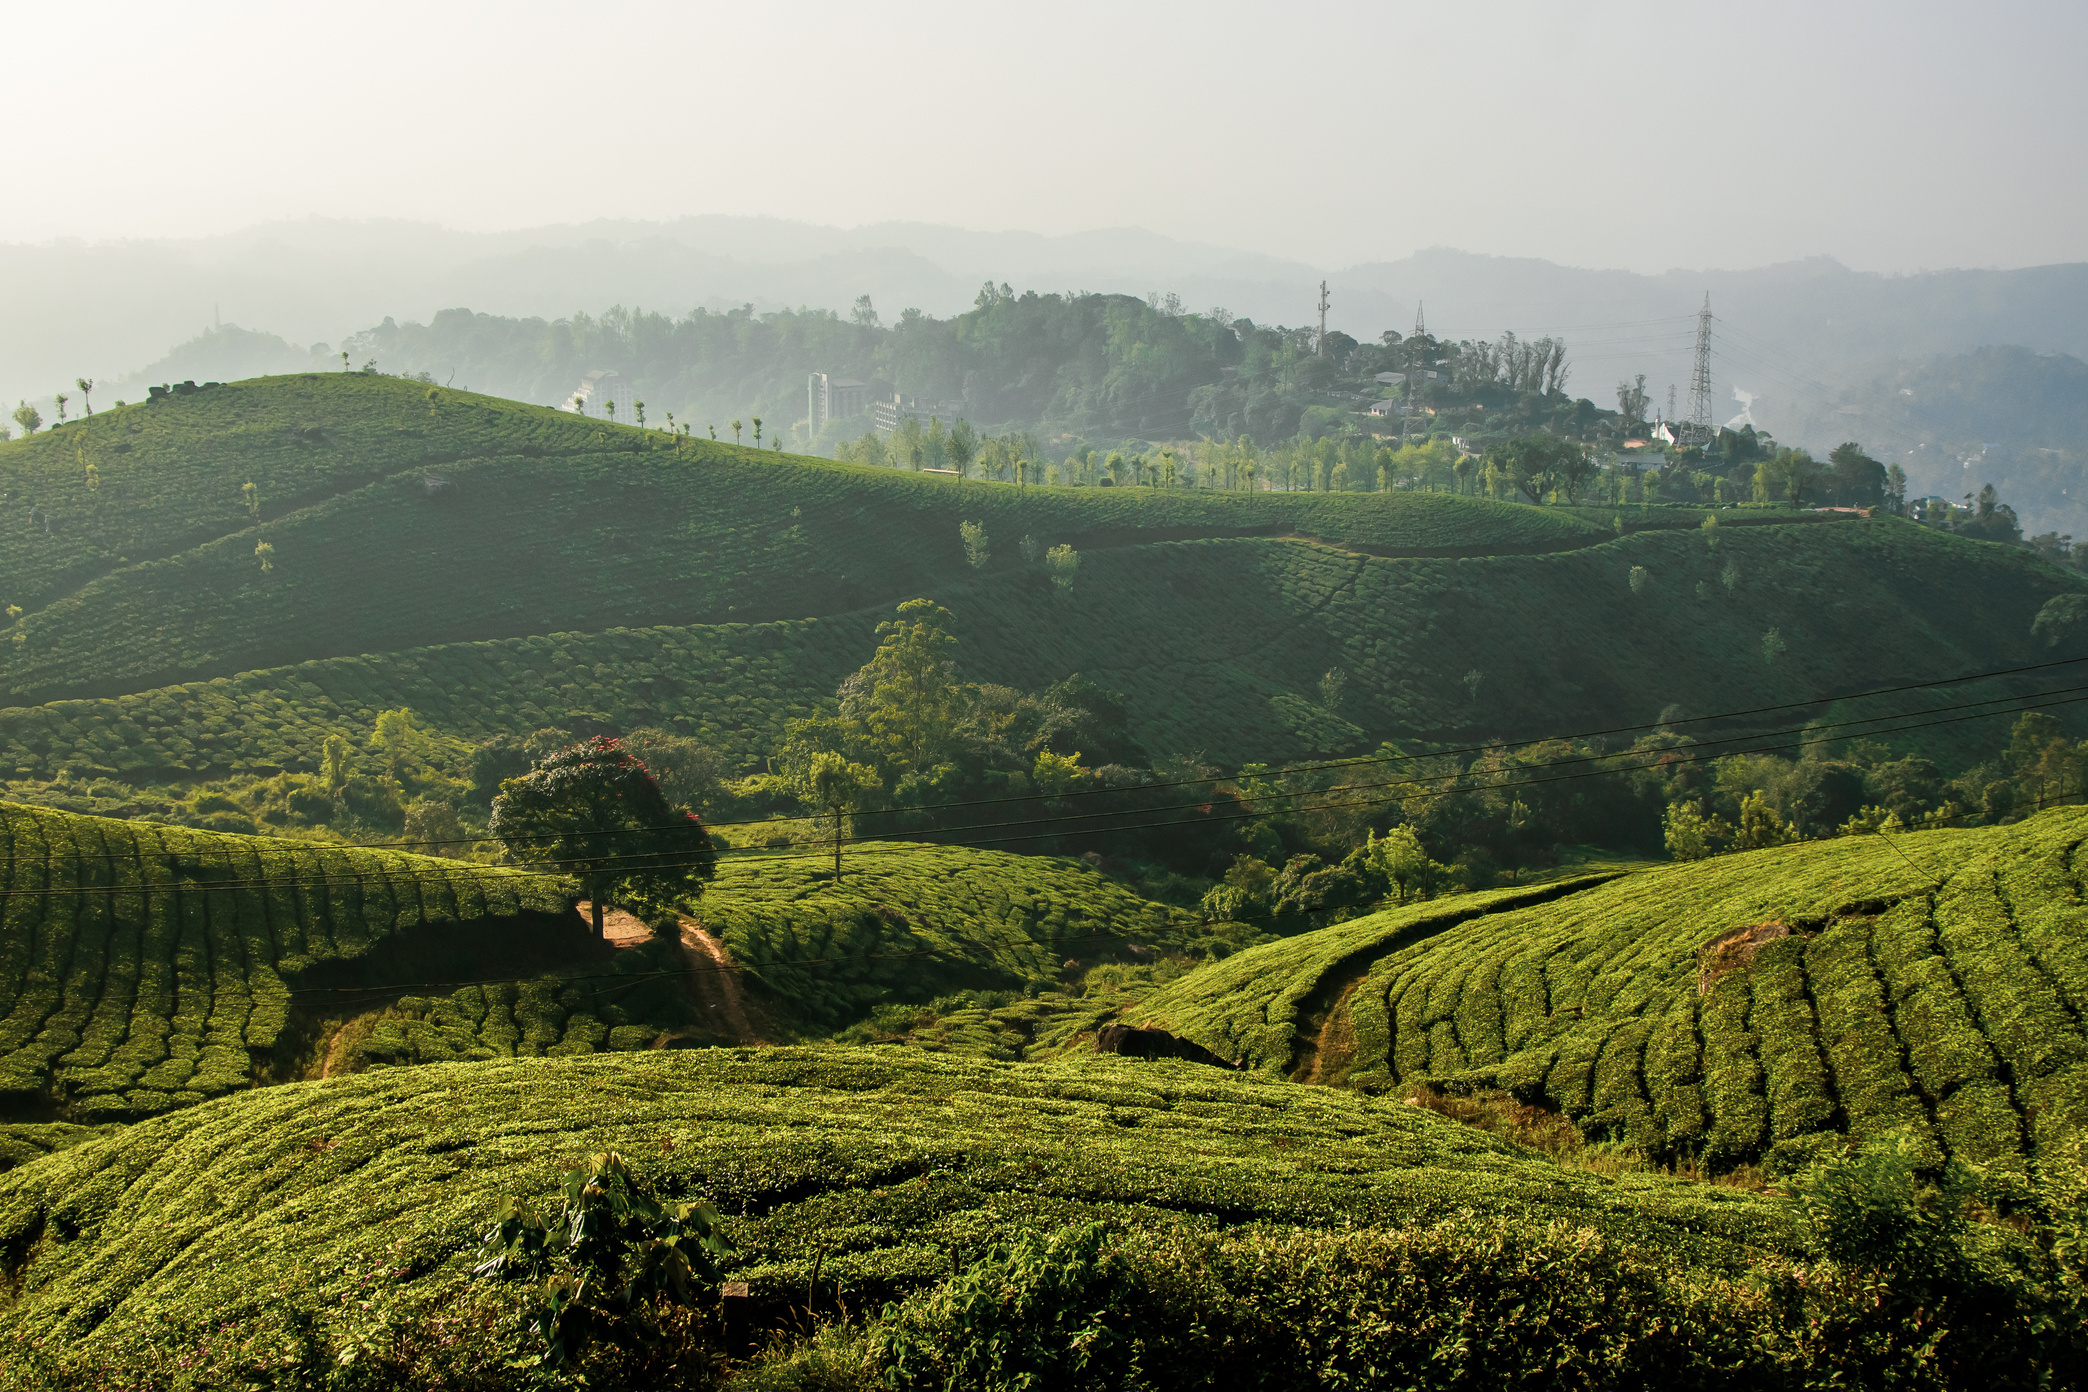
[488,735,716,938]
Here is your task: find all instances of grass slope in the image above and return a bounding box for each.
[0,1048,1794,1357]
[0,504,2077,799]
[1141,806,2088,1171]
[0,375,1604,703]
[696,841,1201,1029]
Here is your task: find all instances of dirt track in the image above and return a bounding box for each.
[677,920,762,1043]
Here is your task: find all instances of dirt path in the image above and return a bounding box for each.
[576,901,655,947]
[678,919,764,1044]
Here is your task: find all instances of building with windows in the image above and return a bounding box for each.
[871,392,968,434]
[807,373,873,436]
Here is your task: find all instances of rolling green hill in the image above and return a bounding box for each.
[0,805,1213,1120]
[0,801,585,1124]
[1137,805,2088,1172]
[697,840,1199,1028]
[0,1047,1794,1366]
[0,377,2077,800]
[0,374,1607,705]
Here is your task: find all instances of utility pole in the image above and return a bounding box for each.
[1686,293,1714,443]
[1316,281,1331,355]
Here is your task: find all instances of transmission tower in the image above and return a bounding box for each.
[1413,301,1426,339]
[1316,281,1331,355]
[1686,293,1714,442]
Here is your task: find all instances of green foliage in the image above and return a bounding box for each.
[1141,808,2088,1172]
[474,1149,731,1370]
[0,1047,1797,1372]
[0,800,567,1122]
[489,735,716,922]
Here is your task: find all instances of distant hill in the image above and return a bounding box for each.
[1766,345,2088,539]
[8,215,2088,437]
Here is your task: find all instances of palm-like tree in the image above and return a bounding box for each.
[75,378,94,416]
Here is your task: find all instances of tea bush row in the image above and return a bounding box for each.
[1141,808,2088,1169]
[0,1047,1798,1363]
[0,801,567,1121]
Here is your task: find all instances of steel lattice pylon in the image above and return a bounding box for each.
[1686,293,1714,443]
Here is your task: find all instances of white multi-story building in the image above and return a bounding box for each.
[807,373,874,436]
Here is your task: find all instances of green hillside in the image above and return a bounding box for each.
[0,1048,1794,1365]
[0,383,2076,803]
[698,840,1199,1028]
[1138,806,2088,1172]
[0,802,585,1124]
[0,804,1215,1119]
[0,374,1606,704]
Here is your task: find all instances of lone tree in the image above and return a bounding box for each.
[10,402,38,437]
[800,750,878,880]
[75,378,94,416]
[490,736,717,940]
[945,419,978,477]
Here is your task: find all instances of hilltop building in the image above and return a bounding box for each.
[569,368,624,414]
[872,392,968,434]
[807,372,873,436]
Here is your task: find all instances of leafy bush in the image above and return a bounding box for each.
[1142,807,2088,1172]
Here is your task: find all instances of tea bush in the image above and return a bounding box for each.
[1140,806,2088,1170]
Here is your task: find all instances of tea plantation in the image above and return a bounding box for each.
[0,497,2076,796]
[0,801,603,1122]
[697,841,1201,1027]
[0,374,1611,703]
[1140,805,2088,1172]
[0,1047,1797,1363]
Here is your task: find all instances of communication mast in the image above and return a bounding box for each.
[1413,301,1426,339]
[1316,281,1331,355]
[1686,293,1714,442]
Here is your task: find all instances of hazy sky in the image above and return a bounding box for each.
[7,0,2083,273]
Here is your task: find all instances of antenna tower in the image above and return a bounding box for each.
[1316,281,1331,355]
[1686,293,1714,442]
[1413,301,1426,338]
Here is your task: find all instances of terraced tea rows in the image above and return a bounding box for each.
[0,802,573,1121]
[1140,807,2088,1169]
[2,499,2078,800]
[0,374,1613,702]
[696,841,1202,1027]
[0,617,869,785]
[0,1048,1796,1360]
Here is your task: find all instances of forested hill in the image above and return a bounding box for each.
[134,290,1600,455]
